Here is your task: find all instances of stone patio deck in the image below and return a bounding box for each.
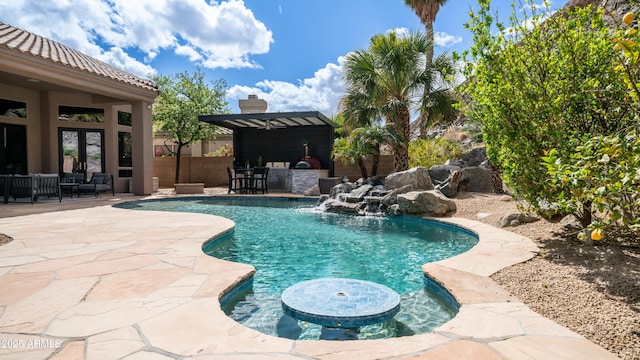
[0,192,619,359]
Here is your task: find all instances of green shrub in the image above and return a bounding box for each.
[409,138,464,168]
[204,144,233,157]
[543,131,640,234]
[542,10,640,239]
[460,1,635,228]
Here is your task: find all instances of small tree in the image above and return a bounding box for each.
[151,68,229,184]
[333,125,397,180]
[333,137,368,180]
[460,1,635,226]
[542,10,640,240]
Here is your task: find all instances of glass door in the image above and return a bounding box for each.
[59,129,104,181]
[0,123,27,175]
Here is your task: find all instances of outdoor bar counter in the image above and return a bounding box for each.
[265,168,330,194]
[290,169,329,194]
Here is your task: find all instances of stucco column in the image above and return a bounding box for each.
[131,101,153,195]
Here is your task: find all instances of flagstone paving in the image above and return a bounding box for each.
[0,196,620,359]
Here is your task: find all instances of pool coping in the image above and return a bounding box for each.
[0,196,620,359]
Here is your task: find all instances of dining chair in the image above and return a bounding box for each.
[226,167,244,194]
[252,167,269,194]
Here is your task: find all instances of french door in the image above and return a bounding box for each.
[0,123,27,175]
[59,128,104,181]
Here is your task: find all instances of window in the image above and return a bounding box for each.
[118,111,132,126]
[58,106,104,123]
[118,131,132,178]
[0,99,27,118]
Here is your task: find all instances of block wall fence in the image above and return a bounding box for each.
[153,155,395,188]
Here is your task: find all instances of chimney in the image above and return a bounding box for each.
[239,95,267,114]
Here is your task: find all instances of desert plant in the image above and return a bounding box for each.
[408,137,464,168]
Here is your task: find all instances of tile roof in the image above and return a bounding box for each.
[0,22,157,92]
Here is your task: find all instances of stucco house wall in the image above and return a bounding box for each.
[0,22,158,194]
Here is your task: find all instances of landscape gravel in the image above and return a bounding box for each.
[451,192,640,360]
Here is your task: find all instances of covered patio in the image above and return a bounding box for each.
[199,111,336,193]
[0,22,158,195]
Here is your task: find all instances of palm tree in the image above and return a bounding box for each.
[333,125,397,180]
[350,126,399,177]
[404,0,450,137]
[333,137,369,180]
[404,0,448,67]
[340,31,455,171]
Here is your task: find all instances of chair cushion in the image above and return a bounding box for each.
[90,175,105,184]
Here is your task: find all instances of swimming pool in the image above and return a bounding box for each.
[117,197,478,340]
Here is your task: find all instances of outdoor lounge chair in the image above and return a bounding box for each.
[77,173,114,197]
[62,172,85,184]
[8,174,62,204]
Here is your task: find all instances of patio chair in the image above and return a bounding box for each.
[77,173,114,197]
[9,175,36,204]
[35,174,62,202]
[252,167,269,194]
[227,167,244,194]
[62,172,85,184]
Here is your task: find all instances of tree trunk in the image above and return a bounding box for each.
[357,157,368,180]
[418,16,435,139]
[393,107,412,172]
[393,143,409,172]
[174,144,183,185]
[371,151,380,177]
[577,201,593,229]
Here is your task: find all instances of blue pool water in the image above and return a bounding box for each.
[117,197,478,340]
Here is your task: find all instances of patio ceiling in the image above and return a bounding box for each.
[199,111,334,130]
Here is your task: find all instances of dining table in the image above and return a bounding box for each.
[234,167,254,194]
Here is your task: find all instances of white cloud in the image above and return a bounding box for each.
[434,32,463,47]
[145,51,159,63]
[0,0,273,76]
[227,57,346,116]
[174,45,203,62]
[386,28,461,48]
[387,27,410,37]
[98,47,157,77]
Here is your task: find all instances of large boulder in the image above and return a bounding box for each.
[386,204,402,216]
[459,166,494,193]
[435,170,462,198]
[324,200,363,215]
[329,182,355,199]
[397,190,457,216]
[303,185,321,196]
[460,147,488,167]
[349,184,373,200]
[381,184,415,207]
[428,165,462,185]
[384,167,434,191]
[316,194,330,206]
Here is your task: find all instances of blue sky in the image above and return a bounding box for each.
[1,0,561,115]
